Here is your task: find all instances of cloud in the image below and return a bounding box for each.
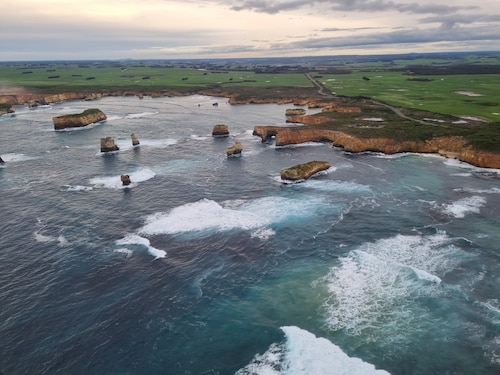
[227,0,475,15]
[1,0,499,60]
[276,22,500,51]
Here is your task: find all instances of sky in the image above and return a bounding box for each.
[1,0,500,61]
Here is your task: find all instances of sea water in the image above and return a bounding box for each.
[0,95,499,374]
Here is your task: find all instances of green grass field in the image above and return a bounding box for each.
[0,62,312,91]
[318,71,500,121]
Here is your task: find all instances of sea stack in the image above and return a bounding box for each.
[131,133,140,146]
[226,141,243,157]
[100,137,119,153]
[212,124,229,137]
[121,174,131,186]
[280,161,331,181]
[53,108,107,130]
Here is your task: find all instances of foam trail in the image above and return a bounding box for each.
[116,234,166,259]
[236,326,390,374]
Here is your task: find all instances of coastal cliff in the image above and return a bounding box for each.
[2,89,499,169]
[53,109,107,130]
[253,126,500,169]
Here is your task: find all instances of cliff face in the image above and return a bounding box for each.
[253,126,500,169]
[53,109,107,130]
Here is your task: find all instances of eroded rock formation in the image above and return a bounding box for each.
[121,174,131,186]
[100,137,119,153]
[280,161,331,181]
[131,133,140,146]
[53,109,107,130]
[285,108,306,116]
[227,141,243,157]
[212,124,229,137]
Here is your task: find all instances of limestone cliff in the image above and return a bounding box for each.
[253,126,500,169]
[53,109,107,130]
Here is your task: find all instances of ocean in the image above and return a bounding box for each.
[0,95,499,375]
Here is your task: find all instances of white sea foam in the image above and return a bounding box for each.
[454,187,500,194]
[104,115,122,121]
[63,185,93,192]
[1,153,38,162]
[34,231,69,246]
[138,196,334,237]
[236,326,390,375]
[443,158,500,174]
[113,137,178,152]
[114,248,133,258]
[320,232,464,337]
[298,179,371,194]
[115,234,166,259]
[440,196,486,218]
[89,168,155,189]
[34,231,55,243]
[125,111,159,119]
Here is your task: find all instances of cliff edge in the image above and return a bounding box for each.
[253,126,500,169]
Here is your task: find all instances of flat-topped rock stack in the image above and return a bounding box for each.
[212,124,229,137]
[100,137,119,153]
[53,108,107,130]
[280,161,331,181]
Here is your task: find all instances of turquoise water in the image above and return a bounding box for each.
[0,95,499,374]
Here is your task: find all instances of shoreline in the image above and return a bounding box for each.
[2,89,500,169]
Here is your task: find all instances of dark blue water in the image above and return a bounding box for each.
[1,95,499,375]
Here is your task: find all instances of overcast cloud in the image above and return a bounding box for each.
[0,0,499,60]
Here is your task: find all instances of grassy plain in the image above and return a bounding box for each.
[319,71,500,121]
[1,53,500,153]
[0,62,312,92]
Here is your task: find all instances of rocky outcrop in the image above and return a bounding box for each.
[131,133,140,146]
[253,126,500,169]
[285,108,306,116]
[212,124,229,137]
[100,137,119,153]
[121,174,131,186]
[281,161,331,181]
[0,103,14,116]
[53,109,107,130]
[227,141,243,157]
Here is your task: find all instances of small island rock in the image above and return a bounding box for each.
[226,141,243,157]
[212,124,229,137]
[53,108,107,130]
[280,161,331,181]
[121,174,131,186]
[100,137,119,153]
[131,133,140,146]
